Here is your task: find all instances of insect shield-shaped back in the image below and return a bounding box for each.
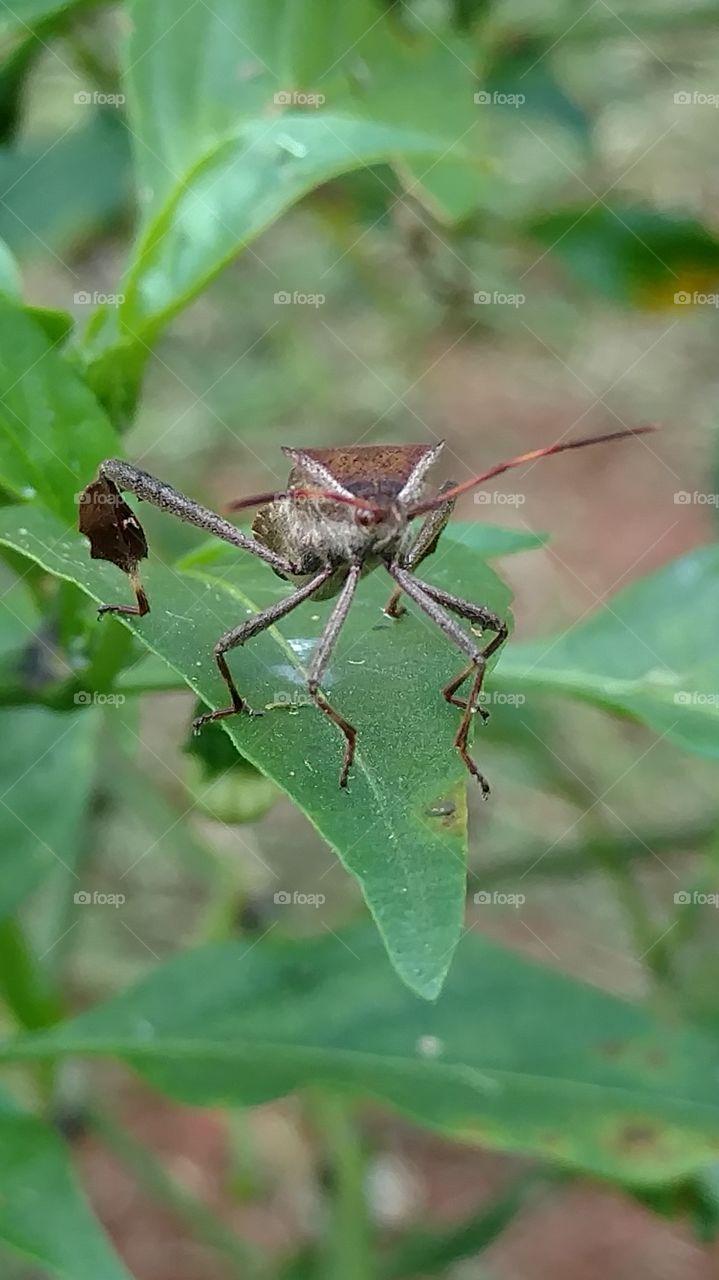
[284,443,444,505]
[78,476,150,614]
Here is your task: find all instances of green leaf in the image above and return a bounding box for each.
[487,40,590,144]
[345,20,486,224]
[525,205,719,307]
[0,502,515,998]
[117,114,473,338]
[0,239,73,341]
[0,298,117,519]
[0,1087,132,1279]
[122,0,392,220]
[0,112,131,262]
[0,707,100,920]
[446,521,547,557]
[8,925,719,1186]
[26,305,74,346]
[0,0,104,32]
[0,236,20,297]
[83,0,482,403]
[496,546,719,759]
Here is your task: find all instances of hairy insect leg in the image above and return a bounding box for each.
[193,569,333,732]
[95,459,299,576]
[97,568,150,619]
[387,565,507,795]
[414,581,508,715]
[307,564,361,789]
[383,588,405,619]
[383,484,456,619]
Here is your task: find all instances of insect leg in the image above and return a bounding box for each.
[193,568,333,731]
[307,564,362,789]
[97,460,297,574]
[383,483,456,618]
[82,460,302,618]
[386,564,504,795]
[409,579,508,713]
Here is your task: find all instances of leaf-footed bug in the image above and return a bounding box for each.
[79,427,656,791]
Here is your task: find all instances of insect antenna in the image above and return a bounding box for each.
[406,425,659,517]
[227,489,386,516]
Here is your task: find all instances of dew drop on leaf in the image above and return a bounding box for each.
[416,1034,444,1058]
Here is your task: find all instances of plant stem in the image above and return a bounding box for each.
[479,819,716,886]
[310,1092,373,1280]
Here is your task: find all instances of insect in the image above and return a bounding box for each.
[79,426,655,792]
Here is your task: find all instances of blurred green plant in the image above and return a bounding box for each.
[0,0,718,1276]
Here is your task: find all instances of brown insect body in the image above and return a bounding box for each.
[252,443,442,600]
[80,426,655,791]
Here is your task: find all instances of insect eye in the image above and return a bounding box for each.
[355,508,376,528]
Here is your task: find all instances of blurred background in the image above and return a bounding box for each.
[2,0,719,1277]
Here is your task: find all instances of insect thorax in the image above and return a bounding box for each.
[253,497,406,585]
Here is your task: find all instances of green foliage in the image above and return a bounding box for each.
[499,546,719,758]
[0,0,718,1276]
[7,925,719,1186]
[0,706,99,920]
[0,1088,132,1278]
